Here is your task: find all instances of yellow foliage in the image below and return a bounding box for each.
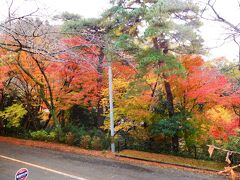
[206,105,233,123]
[101,74,154,133]
[113,26,123,36]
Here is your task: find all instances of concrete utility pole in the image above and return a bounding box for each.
[108,53,115,153]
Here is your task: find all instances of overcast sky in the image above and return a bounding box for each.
[0,0,239,62]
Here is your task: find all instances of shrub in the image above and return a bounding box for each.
[48,131,57,142]
[0,103,27,128]
[55,130,66,143]
[62,123,79,134]
[63,123,88,145]
[2,126,31,139]
[80,135,91,149]
[102,135,111,150]
[30,130,57,142]
[89,128,103,137]
[66,132,75,145]
[30,130,48,141]
[91,136,102,150]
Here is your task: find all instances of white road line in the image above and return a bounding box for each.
[0,154,88,180]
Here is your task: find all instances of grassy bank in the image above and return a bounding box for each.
[117,150,228,171]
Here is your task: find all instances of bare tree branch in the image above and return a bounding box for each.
[207,0,240,33]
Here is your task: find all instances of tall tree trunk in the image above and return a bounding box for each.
[164,75,179,152]
[152,37,179,152]
[0,90,3,111]
[97,47,105,127]
[163,78,174,116]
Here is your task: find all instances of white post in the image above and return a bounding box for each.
[108,54,115,153]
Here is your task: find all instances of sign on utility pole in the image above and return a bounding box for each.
[107,53,115,153]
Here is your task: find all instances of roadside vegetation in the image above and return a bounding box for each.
[0,0,239,178]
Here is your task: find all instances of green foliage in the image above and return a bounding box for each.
[0,0,238,166]
[62,123,87,145]
[102,134,111,150]
[61,18,99,33]
[68,105,97,128]
[63,123,84,135]
[62,124,106,149]
[55,12,82,21]
[113,34,137,51]
[0,104,27,128]
[106,0,203,54]
[58,11,100,33]
[137,49,165,67]
[151,112,195,138]
[48,131,57,141]
[2,126,31,139]
[30,130,56,141]
[136,48,186,76]
[222,130,240,152]
[30,130,48,141]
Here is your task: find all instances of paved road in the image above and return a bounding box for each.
[0,142,226,180]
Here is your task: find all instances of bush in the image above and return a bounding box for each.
[63,123,87,145]
[66,132,75,145]
[30,130,48,141]
[80,135,91,149]
[102,135,111,150]
[48,131,57,142]
[30,130,56,142]
[91,136,102,150]
[89,128,103,137]
[2,126,31,139]
[0,103,27,128]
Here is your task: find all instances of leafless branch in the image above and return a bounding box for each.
[3,8,39,25]
[207,0,240,33]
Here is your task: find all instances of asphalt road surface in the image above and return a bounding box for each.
[0,142,226,180]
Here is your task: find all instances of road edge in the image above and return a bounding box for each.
[0,136,226,177]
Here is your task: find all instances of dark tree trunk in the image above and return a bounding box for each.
[0,90,4,111]
[152,37,179,152]
[164,77,179,152]
[97,47,105,127]
[172,134,179,153]
[163,79,174,116]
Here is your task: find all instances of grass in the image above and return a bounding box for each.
[117,150,227,171]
